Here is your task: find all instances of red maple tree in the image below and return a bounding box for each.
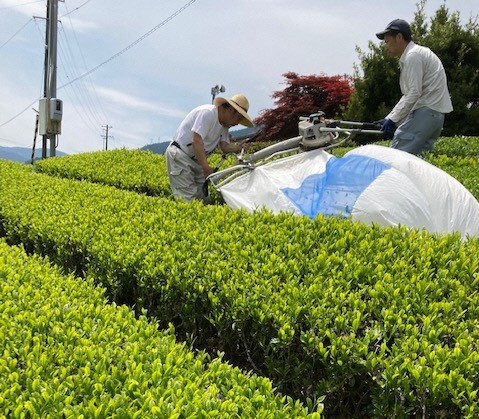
[254,72,353,142]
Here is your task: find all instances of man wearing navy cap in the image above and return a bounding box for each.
[376,19,453,155]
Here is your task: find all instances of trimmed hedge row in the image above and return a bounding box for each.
[0,239,317,417]
[1,160,478,416]
[34,138,479,203]
[34,148,234,200]
[432,136,479,157]
[424,154,479,200]
[35,148,172,197]
[350,136,479,158]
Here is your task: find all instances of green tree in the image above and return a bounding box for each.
[344,1,479,136]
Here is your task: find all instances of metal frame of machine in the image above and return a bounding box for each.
[207,112,382,191]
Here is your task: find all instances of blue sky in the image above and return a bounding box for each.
[0,0,477,154]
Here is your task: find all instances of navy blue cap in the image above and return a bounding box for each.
[376,19,411,40]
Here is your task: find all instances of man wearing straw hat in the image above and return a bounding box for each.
[166,94,254,202]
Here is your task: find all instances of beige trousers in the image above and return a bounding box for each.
[166,145,207,202]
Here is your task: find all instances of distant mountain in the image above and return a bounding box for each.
[0,146,67,163]
[140,130,265,156]
[230,125,264,141]
[141,142,170,155]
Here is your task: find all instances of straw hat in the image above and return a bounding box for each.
[214,94,254,127]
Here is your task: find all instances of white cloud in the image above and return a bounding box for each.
[60,15,99,33]
[94,85,186,119]
[0,0,45,17]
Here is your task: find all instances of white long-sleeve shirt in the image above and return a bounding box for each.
[387,42,453,124]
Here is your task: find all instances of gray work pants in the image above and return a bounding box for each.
[391,107,445,155]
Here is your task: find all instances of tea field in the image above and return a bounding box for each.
[1,137,478,417]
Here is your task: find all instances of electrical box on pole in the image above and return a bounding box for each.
[38,98,63,135]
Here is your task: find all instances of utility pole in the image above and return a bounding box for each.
[39,0,63,159]
[44,0,58,158]
[102,125,112,150]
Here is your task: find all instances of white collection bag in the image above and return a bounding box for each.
[218,145,479,237]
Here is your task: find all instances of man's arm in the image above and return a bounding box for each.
[191,132,213,177]
[387,52,424,123]
[219,138,251,154]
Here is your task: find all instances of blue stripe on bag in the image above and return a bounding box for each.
[282,154,391,218]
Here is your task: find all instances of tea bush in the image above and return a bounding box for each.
[34,148,236,200]
[0,239,318,417]
[34,138,479,203]
[432,136,479,157]
[424,154,479,200]
[1,160,478,416]
[35,148,172,197]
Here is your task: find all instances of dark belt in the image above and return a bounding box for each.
[171,141,196,160]
[171,141,182,150]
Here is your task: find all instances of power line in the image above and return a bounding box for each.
[60,4,109,123]
[57,21,108,138]
[0,0,199,128]
[0,18,32,49]
[58,86,102,137]
[0,135,28,146]
[33,15,46,97]
[59,0,92,18]
[57,41,104,135]
[56,27,102,133]
[0,99,39,128]
[58,26,104,128]
[0,0,44,12]
[58,0,198,90]
[0,15,45,130]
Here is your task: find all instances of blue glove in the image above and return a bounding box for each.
[380,119,397,140]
